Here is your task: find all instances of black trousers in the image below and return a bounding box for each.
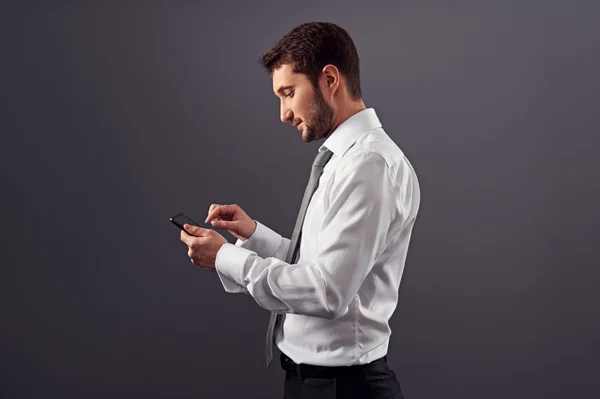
[280,352,404,399]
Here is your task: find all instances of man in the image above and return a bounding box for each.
[180,22,420,399]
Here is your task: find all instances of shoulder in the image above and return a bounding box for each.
[339,127,412,183]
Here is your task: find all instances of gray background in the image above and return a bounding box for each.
[2,1,599,398]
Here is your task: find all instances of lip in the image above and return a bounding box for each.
[297,123,302,131]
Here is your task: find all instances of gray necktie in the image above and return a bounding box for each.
[265,148,334,369]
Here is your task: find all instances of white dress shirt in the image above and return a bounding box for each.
[214,108,421,366]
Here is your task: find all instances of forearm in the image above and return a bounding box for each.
[217,246,347,319]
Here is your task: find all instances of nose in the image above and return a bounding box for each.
[280,103,292,123]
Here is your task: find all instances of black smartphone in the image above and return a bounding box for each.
[170,212,203,232]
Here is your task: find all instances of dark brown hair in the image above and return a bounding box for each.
[260,22,362,100]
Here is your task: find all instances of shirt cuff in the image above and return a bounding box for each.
[214,242,255,293]
[234,220,282,258]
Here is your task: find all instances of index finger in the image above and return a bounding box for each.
[205,206,221,223]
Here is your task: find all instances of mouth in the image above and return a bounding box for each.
[297,122,302,131]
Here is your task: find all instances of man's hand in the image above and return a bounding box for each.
[180,224,228,272]
[205,204,257,241]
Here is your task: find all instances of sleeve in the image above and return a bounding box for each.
[214,220,291,294]
[214,152,399,319]
[234,220,291,260]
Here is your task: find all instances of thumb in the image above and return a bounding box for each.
[183,223,202,236]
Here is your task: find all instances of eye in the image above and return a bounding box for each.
[286,91,294,98]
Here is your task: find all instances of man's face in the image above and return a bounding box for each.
[272,64,335,143]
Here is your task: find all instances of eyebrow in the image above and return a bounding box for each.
[276,85,294,95]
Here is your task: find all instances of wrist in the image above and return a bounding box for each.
[246,220,257,240]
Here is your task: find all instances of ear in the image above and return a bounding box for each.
[321,64,340,99]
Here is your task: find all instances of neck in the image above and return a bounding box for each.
[330,99,367,132]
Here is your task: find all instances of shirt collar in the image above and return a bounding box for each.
[318,108,382,157]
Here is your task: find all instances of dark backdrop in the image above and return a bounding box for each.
[2,1,599,398]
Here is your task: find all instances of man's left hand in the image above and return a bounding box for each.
[180,224,227,272]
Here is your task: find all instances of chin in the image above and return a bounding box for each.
[301,131,313,143]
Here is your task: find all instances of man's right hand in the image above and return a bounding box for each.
[205,204,257,242]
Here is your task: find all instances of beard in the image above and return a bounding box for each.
[301,85,335,143]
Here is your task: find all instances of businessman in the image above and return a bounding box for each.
[179,21,420,399]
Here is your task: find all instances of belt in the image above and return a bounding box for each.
[280,352,388,379]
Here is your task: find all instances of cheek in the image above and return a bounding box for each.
[296,96,312,120]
